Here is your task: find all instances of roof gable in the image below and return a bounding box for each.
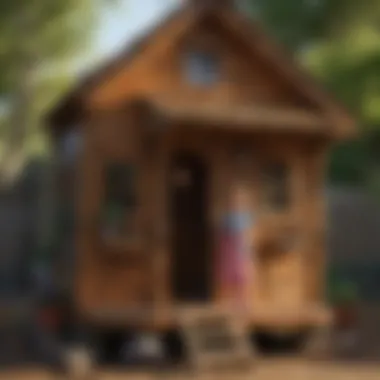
[48,3,356,140]
[89,12,320,112]
[48,4,193,128]
[215,9,356,139]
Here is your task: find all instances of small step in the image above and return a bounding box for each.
[177,306,255,373]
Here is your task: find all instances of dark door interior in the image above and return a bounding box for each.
[170,152,211,302]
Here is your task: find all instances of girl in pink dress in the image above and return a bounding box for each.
[218,189,254,314]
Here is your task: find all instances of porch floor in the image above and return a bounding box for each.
[86,303,332,330]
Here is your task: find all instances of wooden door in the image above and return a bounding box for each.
[170,152,211,302]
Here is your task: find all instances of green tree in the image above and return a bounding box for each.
[250,0,380,186]
[0,0,119,185]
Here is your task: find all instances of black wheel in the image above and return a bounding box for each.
[251,330,309,355]
[95,329,134,365]
[162,330,185,364]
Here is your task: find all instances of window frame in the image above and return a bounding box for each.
[183,48,221,86]
[100,161,139,241]
[258,160,292,214]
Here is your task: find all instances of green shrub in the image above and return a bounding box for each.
[328,276,359,306]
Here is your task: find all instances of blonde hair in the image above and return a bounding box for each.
[228,186,250,211]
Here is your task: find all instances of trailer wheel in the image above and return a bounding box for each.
[162,330,185,363]
[251,330,309,354]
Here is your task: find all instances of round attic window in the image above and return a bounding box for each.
[184,49,220,86]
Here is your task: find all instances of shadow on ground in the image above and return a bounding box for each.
[0,303,380,373]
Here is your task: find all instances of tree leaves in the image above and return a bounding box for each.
[0,0,119,182]
[249,0,380,185]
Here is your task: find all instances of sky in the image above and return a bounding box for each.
[94,0,182,64]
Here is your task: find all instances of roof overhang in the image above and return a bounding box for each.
[137,96,333,136]
[45,4,358,142]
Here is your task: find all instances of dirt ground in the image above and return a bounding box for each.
[1,303,380,379]
[0,359,379,380]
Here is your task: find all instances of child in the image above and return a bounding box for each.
[218,187,254,315]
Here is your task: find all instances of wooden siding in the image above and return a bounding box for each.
[76,104,329,329]
[71,8,333,330]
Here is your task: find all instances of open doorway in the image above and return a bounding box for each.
[169,152,211,302]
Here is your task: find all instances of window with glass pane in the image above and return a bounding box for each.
[101,163,137,239]
[260,163,290,212]
[185,50,220,86]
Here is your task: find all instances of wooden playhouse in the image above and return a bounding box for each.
[47,0,356,344]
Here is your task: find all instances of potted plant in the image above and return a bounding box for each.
[329,279,359,330]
